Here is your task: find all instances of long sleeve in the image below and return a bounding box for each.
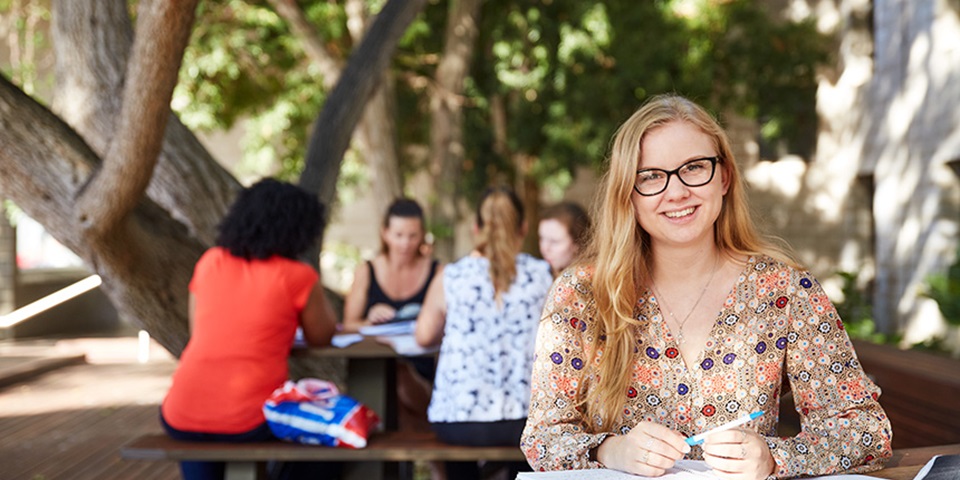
[765,269,893,477]
[521,269,611,470]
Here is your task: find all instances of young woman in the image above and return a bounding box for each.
[416,187,554,480]
[521,95,892,479]
[161,178,338,480]
[538,201,591,275]
[342,198,440,435]
[342,198,439,332]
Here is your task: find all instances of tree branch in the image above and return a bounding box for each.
[299,0,428,213]
[74,0,199,242]
[266,0,343,89]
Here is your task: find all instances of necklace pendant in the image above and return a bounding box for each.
[676,331,685,344]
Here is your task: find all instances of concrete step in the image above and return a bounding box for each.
[0,353,87,389]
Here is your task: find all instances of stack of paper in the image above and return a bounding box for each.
[515,460,890,479]
[359,320,416,336]
[517,460,716,479]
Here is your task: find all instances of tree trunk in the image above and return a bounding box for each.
[427,0,483,261]
[269,0,403,218]
[0,75,203,355]
[52,0,240,248]
[299,0,429,225]
[1,0,425,360]
[357,74,403,215]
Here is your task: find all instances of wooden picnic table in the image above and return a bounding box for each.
[291,334,437,479]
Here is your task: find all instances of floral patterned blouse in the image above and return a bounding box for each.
[520,255,892,478]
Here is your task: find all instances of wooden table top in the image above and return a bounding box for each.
[292,334,437,359]
[868,443,960,479]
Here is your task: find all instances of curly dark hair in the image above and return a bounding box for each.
[215,178,326,260]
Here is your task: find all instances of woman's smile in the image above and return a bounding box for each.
[663,206,697,219]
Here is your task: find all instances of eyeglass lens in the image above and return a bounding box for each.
[635,157,718,196]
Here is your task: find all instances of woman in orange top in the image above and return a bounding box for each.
[161,179,337,480]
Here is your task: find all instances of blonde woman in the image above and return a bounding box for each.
[520,95,892,479]
[416,187,554,480]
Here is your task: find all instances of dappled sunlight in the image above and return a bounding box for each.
[0,361,174,417]
[885,34,930,141]
[902,297,949,346]
[744,156,806,200]
[865,9,960,344]
[930,7,960,87]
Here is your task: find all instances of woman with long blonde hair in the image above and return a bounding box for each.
[521,95,891,479]
[416,187,554,480]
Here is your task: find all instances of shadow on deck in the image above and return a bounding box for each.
[0,337,178,480]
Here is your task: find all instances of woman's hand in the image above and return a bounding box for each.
[596,421,690,477]
[366,303,397,324]
[702,429,775,480]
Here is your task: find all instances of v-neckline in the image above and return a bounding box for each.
[649,256,754,373]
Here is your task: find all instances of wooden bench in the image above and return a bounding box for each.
[121,431,527,480]
[852,340,960,449]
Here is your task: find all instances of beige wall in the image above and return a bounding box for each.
[747,0,960,346]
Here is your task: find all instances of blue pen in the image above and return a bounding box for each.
[685,411,764,446]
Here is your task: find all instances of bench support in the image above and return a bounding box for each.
[224,462,258,480]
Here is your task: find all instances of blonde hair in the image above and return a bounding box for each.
[475,187,524,300]
[581,94,795,430]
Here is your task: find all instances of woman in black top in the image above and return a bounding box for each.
[343,198,441,331]
[343,198,442,435]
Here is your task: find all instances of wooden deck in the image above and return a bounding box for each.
[0,339,179,480]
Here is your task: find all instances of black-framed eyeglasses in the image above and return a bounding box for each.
[634,156,721,196]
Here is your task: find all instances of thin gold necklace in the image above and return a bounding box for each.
[652,255,721,344]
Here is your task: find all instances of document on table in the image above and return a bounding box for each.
[516,460,882,479]
[358,320,416,336]
[375,334,438,356]
[516,460,717,479]
[330,333,364,348]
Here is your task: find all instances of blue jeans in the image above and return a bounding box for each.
[159,411,341,480]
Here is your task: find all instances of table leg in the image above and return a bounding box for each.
[224,461,258,480]
[343,357,399,480]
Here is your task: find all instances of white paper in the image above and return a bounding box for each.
[376,334,438,356]
[517,460,717,479]
[359,320,416,336]
[330,333,364,348]
[516,460,882,480]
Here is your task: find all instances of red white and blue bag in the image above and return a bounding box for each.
[263,378,380,448]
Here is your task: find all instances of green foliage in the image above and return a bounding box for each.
[0,0,51,97]
[922,248,960,326]
[173,0,339,181]
[834,271,899,345]
[453,0,830,204]
[170,0,830,197]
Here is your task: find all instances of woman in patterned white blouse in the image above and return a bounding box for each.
[520,94,892,479]
[416,187,554,480]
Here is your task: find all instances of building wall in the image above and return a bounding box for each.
[754,0,960,343]
[866,0,960,341]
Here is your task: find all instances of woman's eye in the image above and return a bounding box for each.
[638,171,663,182]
